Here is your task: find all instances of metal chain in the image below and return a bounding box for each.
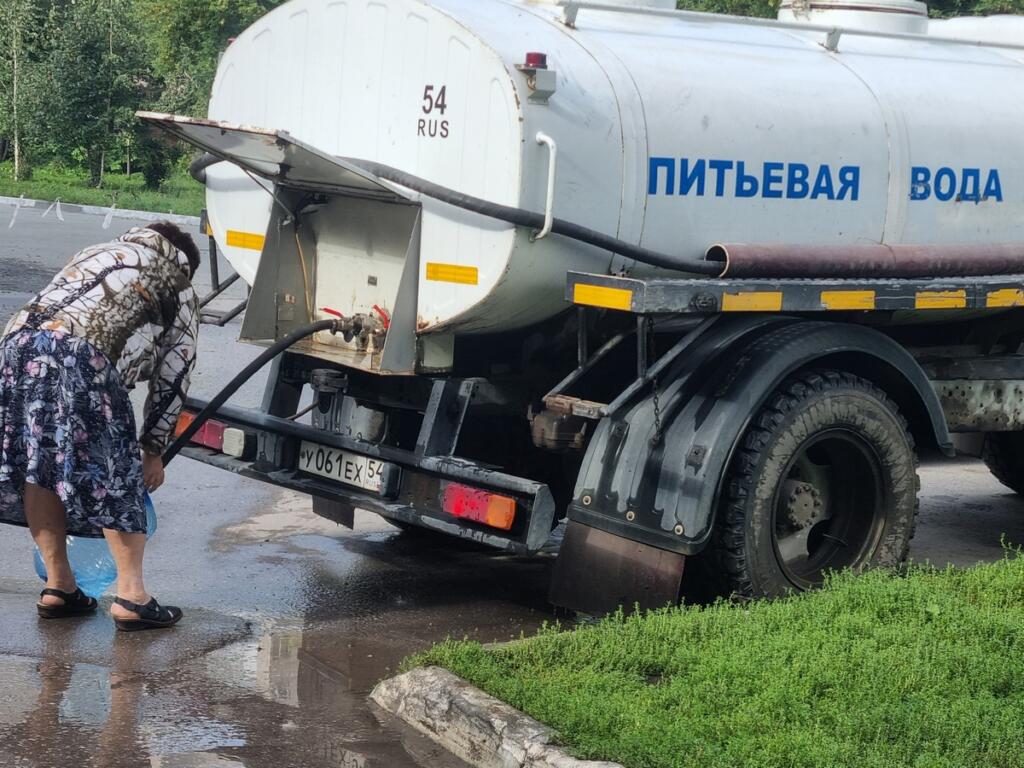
[647,316,663,445]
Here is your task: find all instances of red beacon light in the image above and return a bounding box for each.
[523,51,548,70]
[517,52,556,104]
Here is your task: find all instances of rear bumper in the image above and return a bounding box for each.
[180,398,556,553]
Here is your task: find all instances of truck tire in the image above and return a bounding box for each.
[704,370,919,599]
[981,432,1024,495]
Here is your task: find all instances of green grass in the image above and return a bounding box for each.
[0,162,205,216]
[410,554,1024,768]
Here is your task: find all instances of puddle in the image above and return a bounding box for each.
[1,483,561,768]
[0,262,55,293]
[141,703,247,755]
[185,600,557,766]
[58,662,112,728]
[151,756,247,768]
[0,656,42,728]
[0,623,530,768]
[0,615,540,768]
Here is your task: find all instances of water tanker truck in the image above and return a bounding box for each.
[144,0,1024,613]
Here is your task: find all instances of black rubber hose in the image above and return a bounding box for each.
[346,158,719,275]
[162,319,339,466]
[188,152,222,185]
[190,152,718,275]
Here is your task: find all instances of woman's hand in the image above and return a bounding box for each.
[142,450,165,493]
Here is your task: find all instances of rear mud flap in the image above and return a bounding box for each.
[549,520,686,616]
[313,496,355,529]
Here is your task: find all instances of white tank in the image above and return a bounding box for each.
[200,0,1024,338]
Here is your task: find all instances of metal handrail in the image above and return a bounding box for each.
[533,132,558,241]
[558,1,1024,53]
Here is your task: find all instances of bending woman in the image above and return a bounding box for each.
[0,223,200,631]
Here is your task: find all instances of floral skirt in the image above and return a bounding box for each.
[0,329,145,538]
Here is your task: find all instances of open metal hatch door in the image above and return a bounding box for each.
[137,111,411,202]
[138,111,427,375]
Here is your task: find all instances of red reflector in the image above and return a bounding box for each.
[441,483,516,531]
[195,419,226,451]
[175,412,226,451]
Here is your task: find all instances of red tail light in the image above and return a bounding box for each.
[441,483,516,531]
[196,419,226,451]
[173,412,227,451]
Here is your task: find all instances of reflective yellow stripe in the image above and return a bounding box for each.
[820,290,875,310]
[572,283,634,311]
[986,288,1024,308]
[721,291,783,312]
[226,230,265,251]
[425,262,479,285]
[915,290,967,309]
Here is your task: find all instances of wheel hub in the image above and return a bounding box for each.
[782,479,824,530]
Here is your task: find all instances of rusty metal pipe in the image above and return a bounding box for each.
[706,243,1024,279]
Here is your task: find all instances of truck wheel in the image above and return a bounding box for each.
[706,370,919,599]
[981,432,1024,495]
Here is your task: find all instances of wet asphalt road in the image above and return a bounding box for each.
[0,207,1023,767]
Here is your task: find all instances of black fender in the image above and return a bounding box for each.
[569,317,952,556]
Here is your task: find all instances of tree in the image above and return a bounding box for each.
[929,0,1024,14]
[0,0,49,180]
[44,0,150,186]
[678,0,779,16]
[140,0,284,117]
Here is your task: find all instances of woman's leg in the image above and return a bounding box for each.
[24,483,75,607]
[102,529,150,619]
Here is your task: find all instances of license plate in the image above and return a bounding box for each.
[298,441,390,492]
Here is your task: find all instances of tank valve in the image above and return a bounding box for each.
[516,51,557,105]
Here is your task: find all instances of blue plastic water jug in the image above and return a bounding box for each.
[34,492,157,599]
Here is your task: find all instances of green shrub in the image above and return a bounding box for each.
[412,554,1024,768]
[0,161,204,216]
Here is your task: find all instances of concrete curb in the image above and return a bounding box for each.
[0,194,200,226]
[370,666,623,768]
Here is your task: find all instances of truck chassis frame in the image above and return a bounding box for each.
[180,267,1024,614]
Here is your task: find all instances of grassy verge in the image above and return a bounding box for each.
[410,555,1024,768]
[0,163,204,217]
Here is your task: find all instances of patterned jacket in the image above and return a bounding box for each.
[4,227,199,454]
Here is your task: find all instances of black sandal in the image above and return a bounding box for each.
[112,596,183,632]
[37,587,98,619]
